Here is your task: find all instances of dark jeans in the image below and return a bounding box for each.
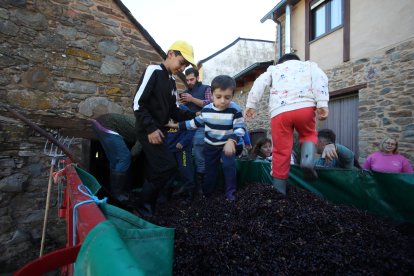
[92,122,131,172]
[203,144,236,199]
[192,128,205,174]
[173,148,195,193]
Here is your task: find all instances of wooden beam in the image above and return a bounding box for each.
[305,0,310,60]
[330,83,367,98]
[343,0,350,62]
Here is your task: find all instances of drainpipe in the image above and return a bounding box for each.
[285,4,292,54]
[275,18,282,62]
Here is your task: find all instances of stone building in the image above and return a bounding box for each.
[237,0,414,163]
[0,0,182,271]
[198,37,275,86]
[232,61,274,144]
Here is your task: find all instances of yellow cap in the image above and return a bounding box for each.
[168,40,196,68]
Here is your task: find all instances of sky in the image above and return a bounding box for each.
[121,0,278,62]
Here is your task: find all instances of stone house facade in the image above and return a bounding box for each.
[198,37,275,86]
[0,0,178,271]
[242,0,414,164]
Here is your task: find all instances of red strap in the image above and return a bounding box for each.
[14,244,81,276]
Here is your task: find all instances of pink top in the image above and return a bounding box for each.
[363,151,414,173]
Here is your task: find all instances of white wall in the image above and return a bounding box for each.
[350,0,414,61]
[201,39,275,85]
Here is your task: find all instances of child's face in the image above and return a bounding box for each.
[212,88,233,110]
[166,51,190,75]
[260,142,272,157]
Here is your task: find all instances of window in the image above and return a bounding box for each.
[310,0,343,40]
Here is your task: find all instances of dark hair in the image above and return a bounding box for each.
[250,137,272,159]
[185,67,199,77]
[167,50,183,61]
[277,53,300,64]
[211,75,236,95]
[172,50,181,56]
[318,128,336,143]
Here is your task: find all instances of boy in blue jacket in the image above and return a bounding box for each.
[163,104,196,204]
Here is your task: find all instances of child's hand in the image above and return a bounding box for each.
[148,129,164,144]
[244,108,255,121]
[223,139,236,157]
[322,143,338,161]
[176,143,183,149]
[165,119,178,128]
[317,107,329,120]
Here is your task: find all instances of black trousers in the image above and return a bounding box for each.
[137,133,177,189]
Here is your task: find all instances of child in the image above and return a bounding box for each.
[176,75,246,201]
[251,137,272,162]
[245,53,329,195]
[164,104,196,204]
[132,40,198,217]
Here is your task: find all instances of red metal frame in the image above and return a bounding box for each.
[15,161,106,276]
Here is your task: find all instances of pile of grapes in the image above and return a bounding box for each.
[151,183,414,274]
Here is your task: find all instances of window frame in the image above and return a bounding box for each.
[310,0,343,42]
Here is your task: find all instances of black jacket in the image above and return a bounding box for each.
[133,63,195,134]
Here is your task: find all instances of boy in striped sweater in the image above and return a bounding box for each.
[176,75,246,201]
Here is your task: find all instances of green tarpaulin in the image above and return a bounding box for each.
[74,166,174,276]
[236,160,414,223]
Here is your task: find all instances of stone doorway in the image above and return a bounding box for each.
[88,140,146,196]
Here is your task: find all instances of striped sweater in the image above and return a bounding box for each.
[179,102,246,146]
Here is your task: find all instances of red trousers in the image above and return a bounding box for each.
[270,107,317,179]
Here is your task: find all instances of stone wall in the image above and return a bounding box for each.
[325,39,414,164]
[0,0,169,272]
[233,87,271,135]
[0,1,165,118]
[0,115,83,271]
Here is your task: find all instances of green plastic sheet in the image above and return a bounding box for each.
[75,165,101,195]
[74,167,175,276]
[236,160,273,188]
[236,160,414,223]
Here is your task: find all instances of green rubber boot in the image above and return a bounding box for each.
[300,141,318,181]
[272,177,287,195]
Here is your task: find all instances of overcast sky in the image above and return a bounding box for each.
[121,0,277,62]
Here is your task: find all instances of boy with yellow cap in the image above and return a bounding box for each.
[132,40,197,217]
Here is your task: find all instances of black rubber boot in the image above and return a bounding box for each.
[300,141,318,181]
[134,180,158,218]
[158,183,174,205]
[109,171,129,204]
[194,173,204,198]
